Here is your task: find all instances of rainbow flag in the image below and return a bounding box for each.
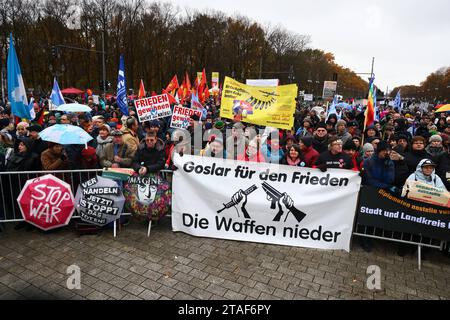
[364,78,375,129]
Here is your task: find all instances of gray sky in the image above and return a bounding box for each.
[169,0,450,93]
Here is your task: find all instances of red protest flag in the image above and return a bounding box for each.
[198,68,206,95]
[165,75,179,94]
[162,89,177,104]
[138,79,146,99]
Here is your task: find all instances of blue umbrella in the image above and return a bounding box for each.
[336,102,352,110]
[56,103,91,113]
[40,124,93,145]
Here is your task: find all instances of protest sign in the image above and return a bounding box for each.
[357,186,450,241]
[304,94,313,101]
[402,180,450,208]
[172,154,361,251]
[123,173,172,221]
[134,93,172,123]
[322,81,337,100]
[211,72,219,88]
[75,176,125,226]
[17,174,75,231]
[170,105,202,129]
[221,77,297,130]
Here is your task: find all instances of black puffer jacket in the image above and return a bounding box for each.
[392,145,409,188]
[312,135,329,154]
[404,149,431,174]
[436,152,450,191]
[132,138,166,173]
[6,137,37,172]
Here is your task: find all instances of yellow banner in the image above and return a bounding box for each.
[220,77,297,130]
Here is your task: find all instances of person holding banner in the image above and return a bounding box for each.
[237,138,264,163]
[314,137,352,171]
[201,136,225,159]
[261,131,284,164]
[281,144,303,167]
[404,159,446,190]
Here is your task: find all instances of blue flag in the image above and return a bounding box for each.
[7,34,31,119]
[28,97,36,120]
[50,77,65,107]
[394,90,401,112]
[327,95,341,120]
[117,55,129,116]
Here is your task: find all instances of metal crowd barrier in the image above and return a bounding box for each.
[0,169,447,269]
[353,223,446,270]
[0,169,175,238]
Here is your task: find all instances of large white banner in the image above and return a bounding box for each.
[172,155,361,251]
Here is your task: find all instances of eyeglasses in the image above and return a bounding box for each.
[316,129,327,132]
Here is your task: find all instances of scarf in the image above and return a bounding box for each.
[286,156,301,166]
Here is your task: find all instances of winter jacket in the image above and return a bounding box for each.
[312,135,329,154]
[96,135,113,158]
[41,148,72,171]
[301,145,319,168]
[392,146,410,189]
[99,143,134,168]
[363,155,395,189]
[425,145,445,161]
[237,149,265,163]
[314,151,353,170]
[5,137,37,172]
[436,152,450,191]
[261,143,284,163]
[404,149,431,174]
[336,130,352,145]
[405,159,446,189]
[132,139,166,173]
[121,127,140,154]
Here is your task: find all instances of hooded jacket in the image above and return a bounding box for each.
[6,137,37,172]
[132,138,165,173]
[362,154,395,188]
[121,127,140,154]
[300,145,319,168]
[405,159,446,189]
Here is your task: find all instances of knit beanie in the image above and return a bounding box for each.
[362,143,374,153]
[300,136,313,148]
[429,134,442,143]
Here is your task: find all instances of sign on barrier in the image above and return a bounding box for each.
[171,154,361,251]
[357,186,450,241]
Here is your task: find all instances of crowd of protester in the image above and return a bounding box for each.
[0,94,449,256]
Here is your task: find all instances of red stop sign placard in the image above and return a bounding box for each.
[17,174,75,231]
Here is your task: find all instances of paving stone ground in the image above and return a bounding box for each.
[0,217,449,300]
